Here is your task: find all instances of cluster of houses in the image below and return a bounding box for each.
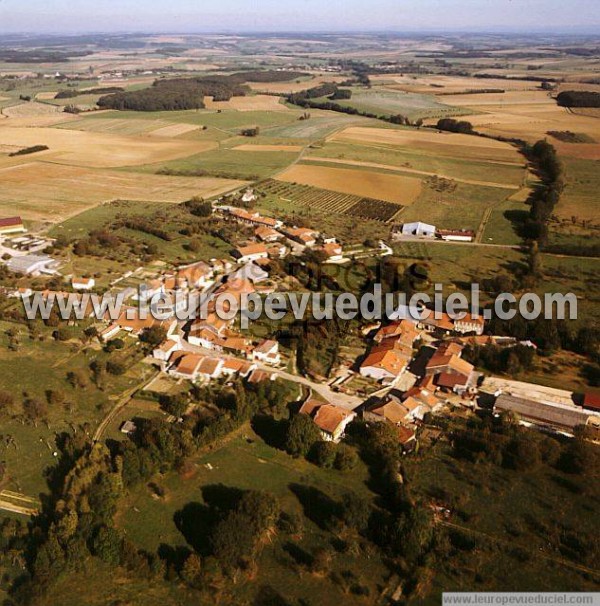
[223,205,345,263]
[393,221,476,243]
[352,315,480,447]
[359,311,482,387]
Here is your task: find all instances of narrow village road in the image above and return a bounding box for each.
[92,370,160,442]
[178,338,364,411]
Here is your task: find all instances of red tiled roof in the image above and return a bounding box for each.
[0,216,23,228]
[436,372,469,389]
[361,349,407,375]
[369,401,409,424]
[299,398,323,416]
[235,243,268,257]
[313,405,353,435]
[583,392,600,412]
[396,425,416,444]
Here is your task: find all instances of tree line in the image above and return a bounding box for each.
[556,90,600,108]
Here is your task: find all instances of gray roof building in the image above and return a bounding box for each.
[494,394,591,432]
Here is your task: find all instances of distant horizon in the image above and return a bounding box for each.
[1,0,599,37]
[1,26,600,38]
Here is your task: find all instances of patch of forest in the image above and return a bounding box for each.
[97,70,308,111]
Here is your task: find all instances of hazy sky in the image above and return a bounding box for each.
[1,0,599,34]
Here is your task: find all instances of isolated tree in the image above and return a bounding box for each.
[83,326,99,342]
[340,493,372,534]
[310,441,337,468]
[23,397,48,422]
[285,415,321,457]
[139,326,167,348]
[334,444,359,471]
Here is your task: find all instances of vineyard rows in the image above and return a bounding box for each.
[256,179,404,223]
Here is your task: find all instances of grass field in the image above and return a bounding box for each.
[264,112,369,139]
[390,241,599,323]
[54,117,191,136]
[400,179,512,232]
[115,426,389,606]
[0,320,154,496]
[311,87,470,121]
[141,146,300,180]
[554,157,600,224]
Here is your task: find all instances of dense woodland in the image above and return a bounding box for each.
[556,90,600,108]
[97,70,306,111]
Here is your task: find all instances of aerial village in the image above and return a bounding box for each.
[1,198,599,451]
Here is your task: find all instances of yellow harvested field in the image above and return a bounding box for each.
[36,91,59,100]
[431,89,600,152]
[232,144,303,152]
[147,123,200,138]
[0,162,245,222]
[0,124,216,168]
[203,95,288,111]
[246,75,347,94]
[276,164,421,205]
[439,90,555,107]
[461,106,600,148]
[331,126,523,164]
[377,74,538,94]
[2,101,65,118]
[302,157,519,190]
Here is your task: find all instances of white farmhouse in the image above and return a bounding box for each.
[401,222,436,238]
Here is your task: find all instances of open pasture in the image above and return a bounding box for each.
[400,179,512,232]
[0,123,216,168]
[275,163,421,205]
[0,162,244,223]
[2,100,69,120]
